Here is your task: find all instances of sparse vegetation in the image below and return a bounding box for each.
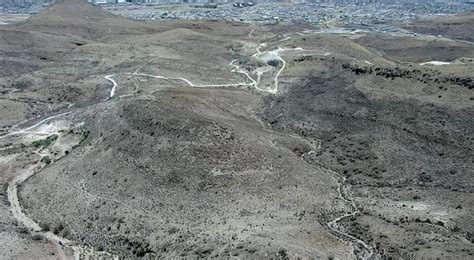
[14,79,32,90]
[39,222,50,232]
[3,1,472,259]
[278,248,288,259]
[267,59,281,67]
[41,156,52,164]
[79,131,90,145]
[53,223,64,235]
[32,135,58,149]
[32,234,43,241]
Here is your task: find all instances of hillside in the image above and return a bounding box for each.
[0,0,473,259]
[404,11,474,42]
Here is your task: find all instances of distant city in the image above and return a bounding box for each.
[88,0,473,3]
[102,0,474,26]
[96,0,472,4]
[1,0,473,26]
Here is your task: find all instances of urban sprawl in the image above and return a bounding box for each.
[1,0,473,26]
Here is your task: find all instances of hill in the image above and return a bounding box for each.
[0,0,473,259]
[404,11,474,42]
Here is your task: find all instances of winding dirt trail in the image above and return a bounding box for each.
[3,112,84,258]
[7,158,114,259]
[0,112,72,140]
[103,44,309,96]
[104,74,118,101]
[247,40,376,257]
[101,39,376,258]
[103,66,257,100]
[4,33,375,259]
[302,150,375,259]
[103,41,375,258]
[103,43,280,97]
[3,114,119,259]
[253,41,376,258]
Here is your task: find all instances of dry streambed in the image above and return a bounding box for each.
[2,116,117,259]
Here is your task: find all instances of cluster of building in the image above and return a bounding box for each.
[2,0,473,17]
[1,0,53,13]
[232,2,255,8]
[88,0,215,3]
[104,1,473,25]
[87,0,473,4]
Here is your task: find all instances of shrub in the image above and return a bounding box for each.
[61,228,70,238]
[32,234,43,241]
[79,131,90,145]
[40,222,50,232]
[278,248,288,258]
[41,156,52,164]
[53,223,64,235]
[32,135,58,149]
[135,246,146,257]
[18,227,29,234]
[267,60,281,67]
[15,79,31,90]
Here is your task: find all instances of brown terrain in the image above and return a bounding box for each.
[403,10,474,42]
[0,0,473,259]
